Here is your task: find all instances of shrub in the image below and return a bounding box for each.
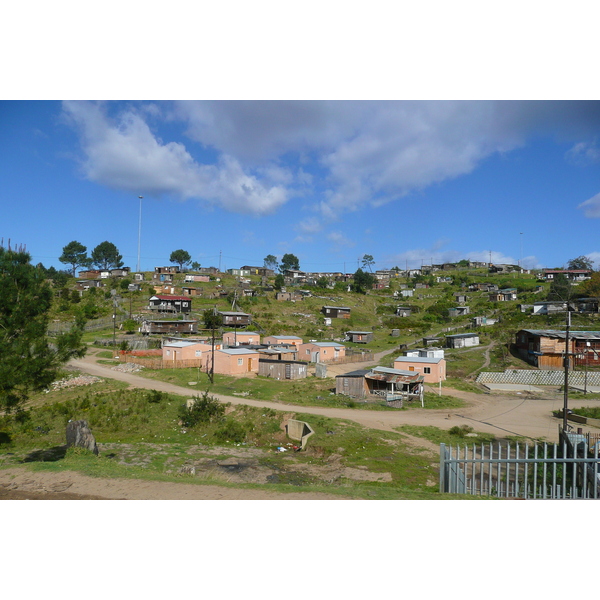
[178,391,225,427]
[214,418,247,443]
[146,390,167,404]
[449,425,474,437]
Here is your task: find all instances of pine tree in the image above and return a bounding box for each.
[0,247,87,412]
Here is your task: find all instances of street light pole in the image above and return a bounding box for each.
[137,196,143,273]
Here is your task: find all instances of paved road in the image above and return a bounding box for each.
[69,354,600,442]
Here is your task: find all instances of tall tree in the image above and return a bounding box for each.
[0,247,87,412]
[352,268,375,294]
[280,253,300,272]
[567,256,594,271]
[362,254,375,272]
[274,273,285,290]
[59,240,91,276]
[190,261,201,271]
[263,254,278,271]
[91,241,123,270]
[170,249,192,270]
[547,273,572,301]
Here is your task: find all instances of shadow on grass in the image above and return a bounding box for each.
[0,432,12,445]
[22,445,68,463]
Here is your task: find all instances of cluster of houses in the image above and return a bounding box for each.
[156,331,347,379]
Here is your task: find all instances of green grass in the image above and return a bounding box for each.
[0,387,454,499]
[397,424,497,446]
[444,378,485,394]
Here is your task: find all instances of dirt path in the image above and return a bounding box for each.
[67,353,600,442]
[0,468,343,500]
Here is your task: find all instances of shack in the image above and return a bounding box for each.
[345,331,374,344]
[321,306,351,319]
[258,359,308,380]
[140,319,198,335]
[445,333,480,348]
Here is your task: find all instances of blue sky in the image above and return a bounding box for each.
[2,100,600,274]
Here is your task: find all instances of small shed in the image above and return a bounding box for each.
[321,306,351,319]
[345,331,374,344]
[258,359,308,380]
[446,333,480,348]
[140,319,198,335]
[396,306,412,317]
[448,306,470,318]
[217,311,252,326]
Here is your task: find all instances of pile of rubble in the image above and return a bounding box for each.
[48,375,101,392]
[111,362,145,373]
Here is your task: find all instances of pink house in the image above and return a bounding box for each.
[162,340,224,362]
[393,356,446,383]
[263,335,303,347]
[205,348,260,375]
[222,331,261,346]
[161,341,204,366]
[299,341,346,363]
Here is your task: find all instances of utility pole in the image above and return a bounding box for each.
[563,310,571,432]
[219,250,222,272]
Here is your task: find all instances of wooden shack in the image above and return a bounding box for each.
[345,331,374,344]
[140,319,198,335]
[321,305,351,319]
[258,359,308,380]
[515,329,600,369]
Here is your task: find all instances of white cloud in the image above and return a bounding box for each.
[63,100,600,223]
[326,231,354,250]
[566,141,600,166]
[578,192,600,218]
[62,101,289,216]
[382,247,541,270]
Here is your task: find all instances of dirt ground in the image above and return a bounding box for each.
[0,467,344,500]
[4,350,600,500]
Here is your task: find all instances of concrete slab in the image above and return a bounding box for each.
[483,383,545,392]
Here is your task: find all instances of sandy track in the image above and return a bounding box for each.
[67,354,600,442]
[0,468,342,500]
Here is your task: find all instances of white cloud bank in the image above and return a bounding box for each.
[62,101,289,215]
[63,100,600,221]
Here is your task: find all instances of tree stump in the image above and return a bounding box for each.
[66,420,99,455]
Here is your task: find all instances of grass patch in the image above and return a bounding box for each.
[0,387,451,499]
[397,424,497,446]
[443,377,485,394]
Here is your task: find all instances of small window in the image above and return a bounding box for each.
[424,367,431,374]
[166,350,171,356]
[237,358,243,366]
[195,350,201,357]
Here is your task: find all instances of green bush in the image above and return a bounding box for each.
[177,391,225,427]
[448,425,474,437]
[214,418,247,443]
[146,390,167,404]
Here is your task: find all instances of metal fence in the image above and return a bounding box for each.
[440,439,600,499]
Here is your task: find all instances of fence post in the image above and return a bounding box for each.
[439,443,447,493]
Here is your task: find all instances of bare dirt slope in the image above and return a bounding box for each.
[0,468,342,500]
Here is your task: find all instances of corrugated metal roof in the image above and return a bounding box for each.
[163,341,200,348]
[520,329,600,340]
[219,348,259,355]
[446,333,479,339]
[394,356,444,364]
[366,368,423,384]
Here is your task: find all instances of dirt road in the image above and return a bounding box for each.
[68,353,600,442]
